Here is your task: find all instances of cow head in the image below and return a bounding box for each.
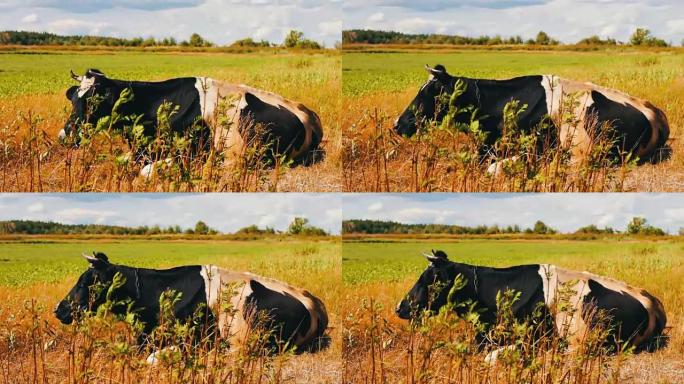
[394,64,455,137]
[60,69,115,145]
[54,252,114,324]
[396,249,468,320]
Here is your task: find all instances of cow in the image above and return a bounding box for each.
[394,65,669,171]
[54,252,328,357]
[396,250,667,357]
[60,69,323,174]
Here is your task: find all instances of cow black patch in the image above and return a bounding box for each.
[582,279,648,348]
[587,91,652,158]
[240,92,306,158]
[469,264,548,325]
[244,279,311,351]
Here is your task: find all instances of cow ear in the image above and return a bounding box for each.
[424,64,450,81]
[86,68,105,78]
[423,249,449,265]
[82,251,109,269]
[66,86,78,100]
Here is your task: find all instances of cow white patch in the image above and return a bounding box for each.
[195,77,220,122]
[538,264,557,306]
[200,264,223,308]
[540,75,562,117]
[77,76,96,98]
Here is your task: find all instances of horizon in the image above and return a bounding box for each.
[0,1,341,47]
[0,193,343,235]
[343,1,684,45]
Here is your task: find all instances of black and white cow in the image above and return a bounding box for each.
[61,69,323,173]
[396,250,667,354]
[394,65,669,171]
[54,252,328,355]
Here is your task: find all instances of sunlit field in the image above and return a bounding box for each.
[0,49,341,192]
[342,48,684,192]
[342,237,684,383]
[0,237,342,383]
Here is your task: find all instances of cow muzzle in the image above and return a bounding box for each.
[54,301,74,324]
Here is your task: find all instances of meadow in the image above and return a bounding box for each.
[0,237,342,383]
[341,237,684,383]
[342,48,684,192]
[0,48,341,192]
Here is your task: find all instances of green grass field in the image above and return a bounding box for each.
[342,50,683,97]
[0,238,340,288]
[0,51,338,98]
[342,238,684,287]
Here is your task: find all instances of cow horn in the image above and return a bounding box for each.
[424,64,444,77]
[70,70,82,82]
[82,252,98,263]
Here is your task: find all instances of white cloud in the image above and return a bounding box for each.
[21,13,38,23]
[27,202,44,213]
[368,12,384,22]
[368,202,383,212]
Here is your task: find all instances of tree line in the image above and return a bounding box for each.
[343,218,670,236]
[343,28,671,47]
[0,30,323,49]
[0,218,328,236]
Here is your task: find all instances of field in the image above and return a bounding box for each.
[342,48,684,192]
[341,237,684,383]
[0,49,341,192]
[0,237,342,383]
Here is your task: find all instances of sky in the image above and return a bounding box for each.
[343,0,684,44]
[0,193,342,234]
[0,0,342,47]
[343,193,684,233]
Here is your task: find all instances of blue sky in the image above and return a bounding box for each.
[343,193,684,233]
[343,0,684,44]
[0,193,342,234]
[0,0,342,46]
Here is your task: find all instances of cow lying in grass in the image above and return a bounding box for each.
[394,65,669,173]
[54,252,328,360]
[396,250,667,360]
[60,69,324,176]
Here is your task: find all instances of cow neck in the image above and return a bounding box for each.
[113,265,142,300]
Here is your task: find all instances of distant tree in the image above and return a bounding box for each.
[577,35,618,45]
[534,31,559,45]
[626,217,648,234]
[629,28,667,47]
[626,217,665,236]
[188,33,213,47]
[288,217,327,236]
[532,220,556,234]
[283,30,322,49]
[194,220,210,235]
[230,37,271,47]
